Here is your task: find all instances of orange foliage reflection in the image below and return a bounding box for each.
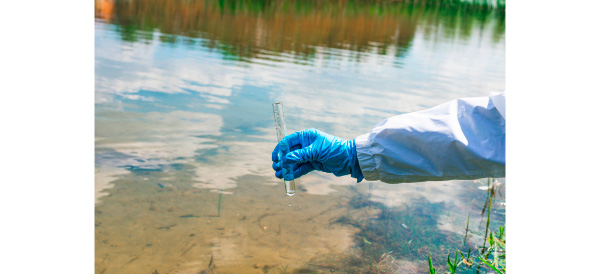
[95,0,418,61]
[95,0,114,21]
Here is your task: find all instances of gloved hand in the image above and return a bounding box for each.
[271,128,363,182]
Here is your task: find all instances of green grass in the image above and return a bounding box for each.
[429,178,506,274]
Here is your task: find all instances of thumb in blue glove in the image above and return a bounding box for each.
[271,128,363,182]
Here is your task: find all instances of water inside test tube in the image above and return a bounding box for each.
[285,180,296,196]
[273,102,296,197]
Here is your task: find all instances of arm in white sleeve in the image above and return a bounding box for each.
[355,92,505,183]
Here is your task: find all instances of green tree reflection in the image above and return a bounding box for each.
[95,0,504,64]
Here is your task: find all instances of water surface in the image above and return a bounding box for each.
[95,1,505,273]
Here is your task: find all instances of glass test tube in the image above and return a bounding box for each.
[272,102,296,196]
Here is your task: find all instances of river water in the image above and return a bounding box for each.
[95,1,505,273]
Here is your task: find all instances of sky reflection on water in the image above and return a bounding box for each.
[95,1,505,272]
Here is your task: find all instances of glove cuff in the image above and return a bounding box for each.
[349,139,364,183]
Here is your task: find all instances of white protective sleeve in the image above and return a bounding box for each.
[355,92,505,183]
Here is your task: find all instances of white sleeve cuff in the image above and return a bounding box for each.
[355,132,380,181]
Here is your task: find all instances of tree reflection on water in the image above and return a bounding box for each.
[95,0,504,64]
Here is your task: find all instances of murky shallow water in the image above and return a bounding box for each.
[95,1,505,273]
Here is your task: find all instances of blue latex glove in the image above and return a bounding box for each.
[271,129,363,182]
